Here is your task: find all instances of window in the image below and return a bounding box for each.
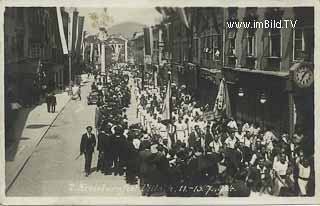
[200,33,222,63]
[213,34,222,61]
[245,32,256,69]
[293,27,314,62]
[16,35,24,58]
[265,28,281,71]
[16,8,24,24]
[193,38,199,61]
[29,43,41,58]
[247,33,256,56]
[227,29,236,56]
[227,29,237,67]
[269,28,281,57]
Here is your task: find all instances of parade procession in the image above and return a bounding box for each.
[4,6,315,200]
[85,63,314,197]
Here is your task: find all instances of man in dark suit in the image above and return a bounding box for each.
[80,126,96,177]
[50,93,57,113]
[45,93,51,113]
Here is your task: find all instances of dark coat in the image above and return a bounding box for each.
[80,133,96,154]
[146,152,170,186]
[51,95,57,105]
[188,131,202,150]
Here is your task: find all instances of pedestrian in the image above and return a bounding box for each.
[78,85,82,100]
[80,126,96,177]
[50,93,57,113]
[45,93,51,113]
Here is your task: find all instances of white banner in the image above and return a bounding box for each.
[90,43,93,62]
[56,7,68,54]
[101,44,106,75]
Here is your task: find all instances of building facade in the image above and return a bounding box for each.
[4,7,69,105]
[156,7,314,146]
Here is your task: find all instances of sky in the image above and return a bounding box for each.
[75,7,163,34]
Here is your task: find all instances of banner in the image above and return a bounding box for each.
[176,7,190,29]
[101,44,106,75]
[71,10,79,53]
[56,7,68,54]
[90,43,93,62]
[75,16,84,58]
[213,78,232,119]
[68,11,73,52]
[143,27,153,56]
[161,77,171,122]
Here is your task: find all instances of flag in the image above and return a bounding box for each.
[213,78,232,119]
[97,43,101,57]
[101,43,106,75]
[56,7,68,54]
[75,16,84,58]
[68,11,73,52]
[161,77,171,123]
[143,27,153,56]
[71,10,79,53]
[176,7,190,29]
[90,43,93,62]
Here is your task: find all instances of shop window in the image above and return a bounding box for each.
[293,27,314,62]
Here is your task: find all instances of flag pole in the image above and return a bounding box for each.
[168,70,172,122]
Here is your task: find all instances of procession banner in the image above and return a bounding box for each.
[161,77,171,123]
[213,78,232,119]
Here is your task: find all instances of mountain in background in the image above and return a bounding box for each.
[107,22,145,39]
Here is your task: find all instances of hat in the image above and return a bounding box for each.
[86,126,93,130]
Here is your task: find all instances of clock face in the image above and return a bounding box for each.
[293,65,314,88]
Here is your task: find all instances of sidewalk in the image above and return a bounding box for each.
[5,92,70,191]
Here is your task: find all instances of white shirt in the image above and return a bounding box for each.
[299,163,311,179]
[273,159,288,176]
[225,137,237,149]
[210,140,222,153]
[242,123,250,132]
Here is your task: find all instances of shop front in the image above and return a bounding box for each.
[224,67,290,137]
[196,67,221,108]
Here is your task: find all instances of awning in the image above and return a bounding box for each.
[224,66,289,78]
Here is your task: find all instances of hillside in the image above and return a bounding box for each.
[107,22,145,40]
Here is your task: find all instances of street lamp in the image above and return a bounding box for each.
[260,92,267,130]
[260,92,267,104]
[238,87,244,97]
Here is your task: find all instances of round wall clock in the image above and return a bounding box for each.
[293,63,314,88]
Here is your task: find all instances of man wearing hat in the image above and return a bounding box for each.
[80,126,96,177]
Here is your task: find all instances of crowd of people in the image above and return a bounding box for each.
[88,65,314,197]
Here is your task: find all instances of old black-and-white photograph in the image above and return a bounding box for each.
[3,5,316,201]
